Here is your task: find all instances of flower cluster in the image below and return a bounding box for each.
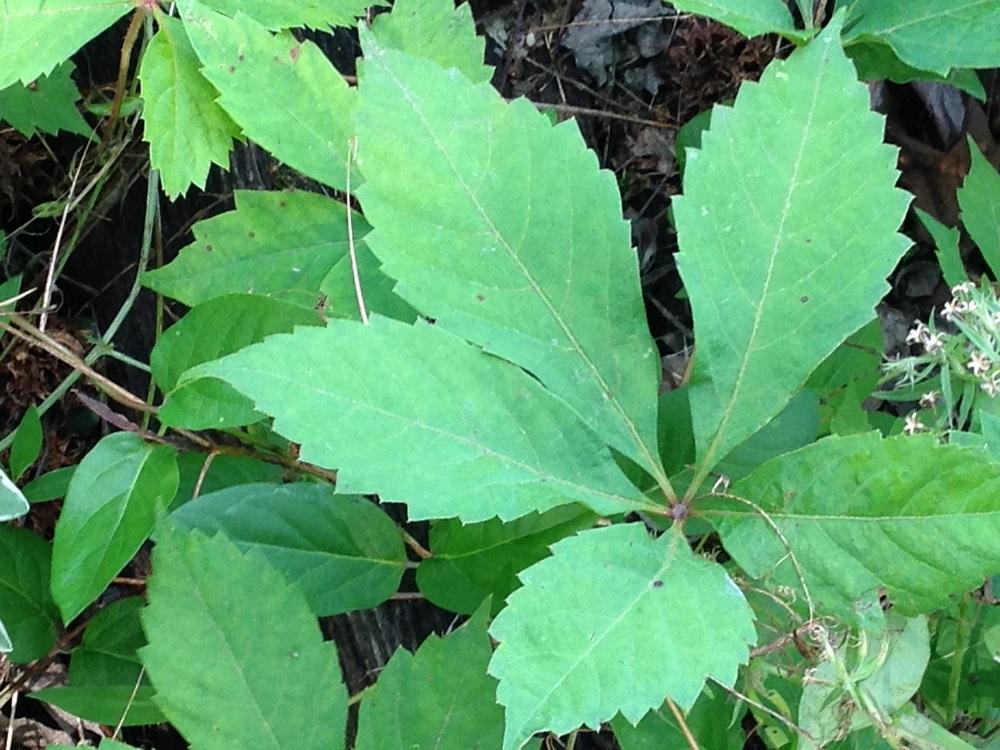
[883,281,1000,434]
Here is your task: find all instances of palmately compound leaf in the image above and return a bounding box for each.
[150,293,322,429]
[355,43,668,489]
[51,433,179,622]
[0,0,133,90]
[143,190,367,307]
[488,524,755,750]
[844,0,1000,75]
[195,316,657,522]
[0,525,59,663]
[0,61,92,138]
[168,483,407,615]
[958,139,1000,279]
[141,528,347,750]
[416,505,596,614]
[369,0,490,83]
[674,17,910,474]
[355,607,504,749]
[667,0,798,38]
[140,15,240,199]
[706,432,1000,617]
[179,0,356,191]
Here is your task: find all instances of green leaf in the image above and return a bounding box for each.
[51,433,179,622]
[0,525,59,662]
[71,597,146,686]
[190,0,375,29]
[151,293,322,429]
[30,686,164,726]
[355,607,503,749]
[141,528,347,749]
[369,0,490,83]
[355,43,666,486]
[709,432,1000,616]
[715,389,819,481]
[846,41,987,100]
[958,138,1000,279]
[488,524,755,750]
[799,616,929,745]
[21,463,73,503]
[168,483,406,615]
[0,466,29,520]
[0,61,93,137]
[611,688,745,750]
[843,0,1000,75]
[674,18,910,472]
[319,241,417,322]
[915,207,966,287]
[139,15,240,199]
[416,505,596,614]
[0,0,133,89]
[196,316,656,522]
[172,452,282,508]
[9,405,42,480]
[61,597,164,726]
[143,190,367,307]
[667,0,798,38]
[179,1,356,191]
[806,320,883,437]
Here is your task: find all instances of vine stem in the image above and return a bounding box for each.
[400,530,432,560]
[666,697,702,750]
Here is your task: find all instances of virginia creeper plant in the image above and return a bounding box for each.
[2,0,1000,748]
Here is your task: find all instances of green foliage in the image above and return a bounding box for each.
[711,433,1000,616]
[354,39,667,485]
[0,525,59,662]
[178,0,356,191]
[843,0,1000,75]
[168,484,407,615]
[355,608,505,749]
[197,317,657,522]
[958,139,1000,279]
[611,688,745,750]
[151,293,322,428]
[674,17,910,472]
[190,0,376,30]
[33,597,166,726]
[416,506,596,614]
[0,0,132,89]
[0,61,92,138]
[666,0,798,38]
[51,433,179,622]
[9,405,42,480]
[7,1,1000,747]
[139,14,239,199]
[143,190,367,306]
[141,528,348,749]
[915,207,966,287]
[488,524,755,749]
[369,0,490,82]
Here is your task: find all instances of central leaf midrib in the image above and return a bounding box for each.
[225,365,653,512]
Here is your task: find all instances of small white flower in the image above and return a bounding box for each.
[966,299,979,312]
[924,332,945,354]
[906,322,928,345]
[991,312,1000,327]
[919,391,939,409]
[942,300,961,320]
[982,378,1000,397]
[951,282,976,296]
[903,412,924,435]
[969,351,992,377]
